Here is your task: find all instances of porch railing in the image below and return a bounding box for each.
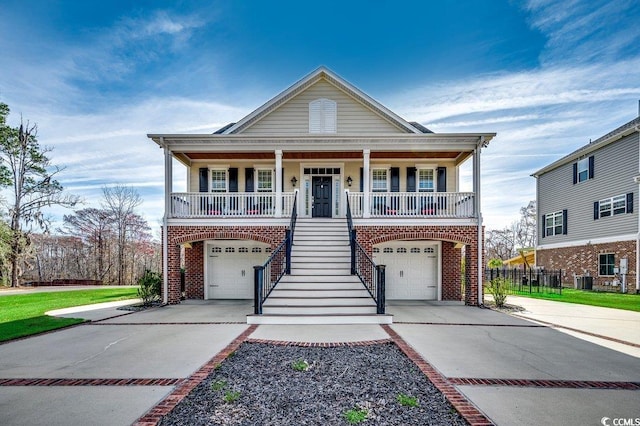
[346,190,386,314]
[254,190,298,314]
[171,192,296,218]
[347,191,475,218]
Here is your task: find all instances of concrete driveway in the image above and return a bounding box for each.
[0,299,638,426]
[0,301,252,426]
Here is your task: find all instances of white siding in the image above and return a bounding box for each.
[241,80,405,134]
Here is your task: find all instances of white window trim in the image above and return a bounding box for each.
[371,168,390,192]
[417,167,436,193]
[577,157,589,183]
[598,194,626,218]
[256,168,274,193]
[209,168,228,193]
[545,210,564,236]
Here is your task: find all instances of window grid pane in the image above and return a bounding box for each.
[210,170,226,192]
[372,169,387,192]
[599,253,615,276]
[577,158,589,182]
[545,211,563,236]
[418,169,434,192]
[257,170,272,192]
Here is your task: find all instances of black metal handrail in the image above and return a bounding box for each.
[254,190,298,315]
[346,190,386,314]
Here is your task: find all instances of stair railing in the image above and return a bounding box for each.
[254,189,298,315]
[346,190,386,314]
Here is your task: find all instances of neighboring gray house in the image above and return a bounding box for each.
[533,116,640,293]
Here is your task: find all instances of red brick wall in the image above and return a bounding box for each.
[537,240,637,292]
[441,241,462,301]
[354,225,482,305]
[166,225,287,304]
[185,241,204,299]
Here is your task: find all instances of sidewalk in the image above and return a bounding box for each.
[506,295,640,358]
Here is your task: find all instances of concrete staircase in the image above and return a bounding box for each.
[247,218,393,324]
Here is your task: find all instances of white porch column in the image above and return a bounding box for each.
[164,146,173,219]
[363,149,371,218]
[162,141,171,305]
[474,140,484,305]
[275,149,283,217]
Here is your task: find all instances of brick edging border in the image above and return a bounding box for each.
[448,377,640,390]
[381,324,494,426]
[0,378,182,387]
[132,324,258,426]
[245,338,393,347]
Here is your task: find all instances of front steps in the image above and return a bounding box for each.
[247,218,392,325]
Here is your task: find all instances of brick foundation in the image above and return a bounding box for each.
[166,225,287,304]
[354,225,482,305]
[537,240,637,293]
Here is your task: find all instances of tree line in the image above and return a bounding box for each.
[485,200,537,264]
[0,103,160,287]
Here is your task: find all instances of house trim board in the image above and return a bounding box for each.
[537,233,637,250]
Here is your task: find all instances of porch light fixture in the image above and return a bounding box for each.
[290,176,297,187]
[346,176,353,187]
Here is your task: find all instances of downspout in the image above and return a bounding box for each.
[162,138,169,305]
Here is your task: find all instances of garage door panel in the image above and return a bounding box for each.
[207,241,268,299]
[374,242,439,300]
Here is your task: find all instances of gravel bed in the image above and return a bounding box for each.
[159,342,467,426]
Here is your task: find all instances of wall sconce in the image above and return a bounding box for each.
[290,176,298,187]
[346,176,353,187]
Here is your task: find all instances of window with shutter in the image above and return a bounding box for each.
[309,99,337,133]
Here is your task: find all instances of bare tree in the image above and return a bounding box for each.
[515,200,536,249]
[101,185,142,285]
[62,208,114,280]
[485,200,537,264]
[0,103,79,286]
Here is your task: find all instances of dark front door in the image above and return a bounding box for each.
[312,176,332,218]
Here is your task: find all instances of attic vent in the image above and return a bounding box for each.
[309,98,336,133]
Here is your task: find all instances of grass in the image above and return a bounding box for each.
[343,407,368,424]
[291,359,310,372]
[396,393,419,407]
[514,288,640,312]
[0,287,139,342]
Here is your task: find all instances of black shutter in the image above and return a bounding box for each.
[359,167,363,192]
[437,167,447,192]
[406,167,416,192]
[245,168,254,192]
[588,156,595,179]
[390,167,400,192]
[562,209,568,235]
[199,168,208,192]
[228,168,238,192]
[594,201,600,220]
[281,168,285,192]
[572,163,578,184]
[627,192,634,213]
[541,214,546,238]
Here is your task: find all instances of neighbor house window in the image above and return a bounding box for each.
[256,169,273,192]
[309,98,337,133]
[210,169,227,192]
[573,155,594,184]
[595,193,632,219]
[599,253,615,276]
[372,169,388,192]
[418,169,435,192]
[544,210,564,236]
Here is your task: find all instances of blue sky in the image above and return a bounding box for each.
[1,0,640,232]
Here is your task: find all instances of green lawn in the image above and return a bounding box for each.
[515,288,640,312]
[0,288,138,342]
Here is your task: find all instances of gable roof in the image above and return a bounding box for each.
[533,116,640,177]
[222,66,423,135]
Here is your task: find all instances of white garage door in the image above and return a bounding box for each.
[373,241,439,300]
[206,240,270,299]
